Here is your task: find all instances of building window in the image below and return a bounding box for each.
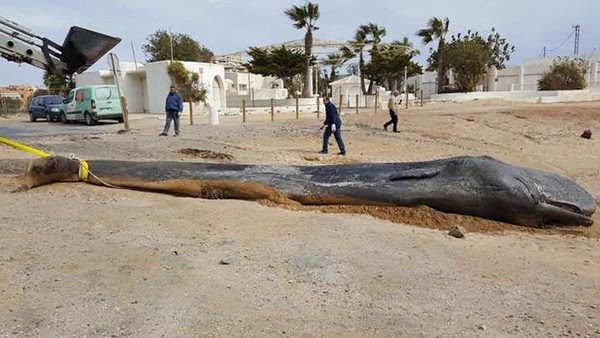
[239,84,248,91]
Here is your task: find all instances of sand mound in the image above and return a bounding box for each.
[178,148,234,161]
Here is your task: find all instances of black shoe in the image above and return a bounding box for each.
[338,151,346,156]
[318,150,328,154]
[393,130,400,133]
[384,124,388,131]
[159,132,167,136]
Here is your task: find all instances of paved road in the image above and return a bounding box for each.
[0,120,122,138]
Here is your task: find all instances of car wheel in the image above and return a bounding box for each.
[117,117,124,123]
[29,112,36,122]
[84,112,96,126]
[60,112,67,124]
[45,112,52,122]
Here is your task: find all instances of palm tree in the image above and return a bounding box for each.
[322,53,348,81]
[285,2,320,98]
[363,23,387,93]
[341,29,367,94]
[383,38,419,90]
[364,23,386,50]
[417,17,449,94]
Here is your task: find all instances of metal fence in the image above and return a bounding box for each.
[0,97,23,115]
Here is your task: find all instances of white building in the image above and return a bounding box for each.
[489,57,600,92]
[405,71,438,100]
[407,56,600,100]
[329,75,362,101]
[225,71,288,107]
[76,60,226,114]
[329,75,390,108]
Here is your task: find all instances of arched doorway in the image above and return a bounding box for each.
[212,76,224,111]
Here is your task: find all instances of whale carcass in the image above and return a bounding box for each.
[22,155,596,228]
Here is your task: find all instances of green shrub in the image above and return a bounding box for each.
[538,57,587,91]
[167,61,206,103]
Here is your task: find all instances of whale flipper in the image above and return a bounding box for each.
[390,168,440,181]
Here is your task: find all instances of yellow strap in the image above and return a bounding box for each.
[79,160,89,181]
[1,135,89,182]
[0,136,50,158]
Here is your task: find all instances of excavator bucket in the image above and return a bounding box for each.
[60,26,121,74]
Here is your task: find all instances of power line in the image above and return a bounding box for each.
[547,29,575,53]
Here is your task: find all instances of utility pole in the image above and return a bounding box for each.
[543,46,546,58]
[574,24,580,56]
[169,26,174,63]
[109,53,130,131]
[130,41,138,70]
[404,66,408,109]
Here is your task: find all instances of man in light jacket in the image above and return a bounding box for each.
[160,85,184,137]
[384,90,402,133]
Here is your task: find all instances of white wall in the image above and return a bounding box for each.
[143,62,173,114]
[174,61,226,113]
[330,81,392,108]
[77,60,227,114]
[75,62,148,113]
[117,62,146,114]
[431,87,600,103]
[406,71,437,99]
[406,56,600,98]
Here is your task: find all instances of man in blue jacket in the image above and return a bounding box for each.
[160,85,184,136]
[319,96,346,155]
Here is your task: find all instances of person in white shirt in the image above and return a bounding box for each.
[384,90,402,133]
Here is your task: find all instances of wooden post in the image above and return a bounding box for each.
[355,94,359,115]
[420,89,424,107]
[295,95,299,119]
[251,88,255,108]
[364,95,368,108]
[270,98,274,122]
[338,94,343,114]
[109,53,130,131]
[406,90,409,109]
[316,96,320,119]
[120,96,131,131]
[242,99,246,123]
[374,92,379,114]
[189,101,194,125]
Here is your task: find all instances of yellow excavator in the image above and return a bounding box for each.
[0,16,120,74]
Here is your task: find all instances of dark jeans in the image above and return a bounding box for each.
[384,109,398,132]
[163,110,180,135]
[322,123,346,153]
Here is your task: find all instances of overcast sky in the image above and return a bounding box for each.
[1,0,597,86]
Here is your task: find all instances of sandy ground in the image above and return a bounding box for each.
[0,100,599,336]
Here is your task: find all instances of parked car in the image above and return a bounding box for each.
[28,95,64,122]
[60,85,123,125]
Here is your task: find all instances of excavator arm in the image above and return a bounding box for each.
[0,16,120,75]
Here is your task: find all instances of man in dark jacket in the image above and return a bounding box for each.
[319,96,346,155]
[160,85,184,136]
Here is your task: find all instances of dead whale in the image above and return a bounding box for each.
[22,155,596,228]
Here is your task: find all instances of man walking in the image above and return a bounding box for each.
[384,90,402,133]
[319,96,346,155]
[160,85,183,137]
